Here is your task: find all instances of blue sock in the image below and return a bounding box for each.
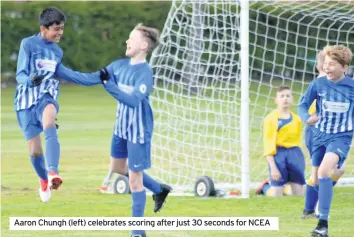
[131,190,146,235]
[125,173,162,194]
[44,127,60,174]
[262,183,271,195]
[318,177,333,221]
[304,184,319,212]
[30,155,48,180]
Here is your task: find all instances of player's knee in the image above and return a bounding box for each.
[30,151,43,158]
[28,138,43,158]
[111,166,127,175]
[128,173,143,191]
[291,184,304,196]
[318,166,332,178]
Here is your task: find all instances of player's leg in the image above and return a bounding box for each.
[40,95,61,190]
[311,152,338,237]
[256,148,287,197]
[332,161,346,186]
[287,147,305,196]
[100,134,128,192]
[255,179,284,196]
[314,161,346,216]
[28,135,51,202]
[127,141,171,213]
[16,108,50,202]
[312,136,352,237]
[301,146,325,219]
[127,142,148,237]
[102,134,170,200]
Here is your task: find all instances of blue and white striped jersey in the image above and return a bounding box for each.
[14,34,63,111]
[298,75,354,134]
[14,33,101,111]
[103,59,154,144]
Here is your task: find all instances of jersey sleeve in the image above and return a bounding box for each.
[55,63,101,86]
[263,114,278,156]
[16,39,33,86]
[103,67,153,108]
[298,80,318,123]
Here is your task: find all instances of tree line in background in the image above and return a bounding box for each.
[1,1,171,82]
[1,1,353,84]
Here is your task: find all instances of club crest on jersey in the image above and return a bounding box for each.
[35,59,57,72]
[37,61,44,69]
[140,84,147,94]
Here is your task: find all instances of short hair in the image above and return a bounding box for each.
[276,85,291,93]
[39,7,66,28]
[134,23,160,53]
[323,45,353,67]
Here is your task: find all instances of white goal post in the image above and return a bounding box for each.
[148,0,354,198]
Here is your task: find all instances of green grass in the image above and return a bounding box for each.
[2,85,354,237]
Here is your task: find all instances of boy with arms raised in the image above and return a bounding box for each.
[298,45,354,237]
[256,86,305,197]
[15,7,101,203]
[99,23,172,237]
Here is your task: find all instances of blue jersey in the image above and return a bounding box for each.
[14,34,63,111]
[298,75,354,134]
[103,59,154,144]
[14,33,101,111]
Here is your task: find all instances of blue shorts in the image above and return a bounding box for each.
[311,128,352,168]
[110,134,151,172]
[16,93,59,140]
[269,146,305,186]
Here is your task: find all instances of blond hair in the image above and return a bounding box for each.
[323,45,353,67]
[135,23,160,53]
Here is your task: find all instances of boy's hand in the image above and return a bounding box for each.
[270,166,281,181]
[31,73,45,86]
[306,114,320,125]
[99,68,110,84]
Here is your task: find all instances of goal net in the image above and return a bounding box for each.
[148,0,354,196]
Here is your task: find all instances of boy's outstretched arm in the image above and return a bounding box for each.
[101,68,153,108]
[298,80,318,123]
[56,63,101,86]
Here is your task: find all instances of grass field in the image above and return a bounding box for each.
[2,85,354,237]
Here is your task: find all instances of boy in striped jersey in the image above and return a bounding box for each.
[15,7,101,203]
[98,23,171,237]
[298,45,354,237]
[301,50,346,220]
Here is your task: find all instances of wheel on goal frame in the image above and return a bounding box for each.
[194,176,216,197]
[113,175,130,194]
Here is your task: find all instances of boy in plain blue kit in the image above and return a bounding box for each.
[298,45,354,237]
[15,7,101,203]
[99,24,172,237]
